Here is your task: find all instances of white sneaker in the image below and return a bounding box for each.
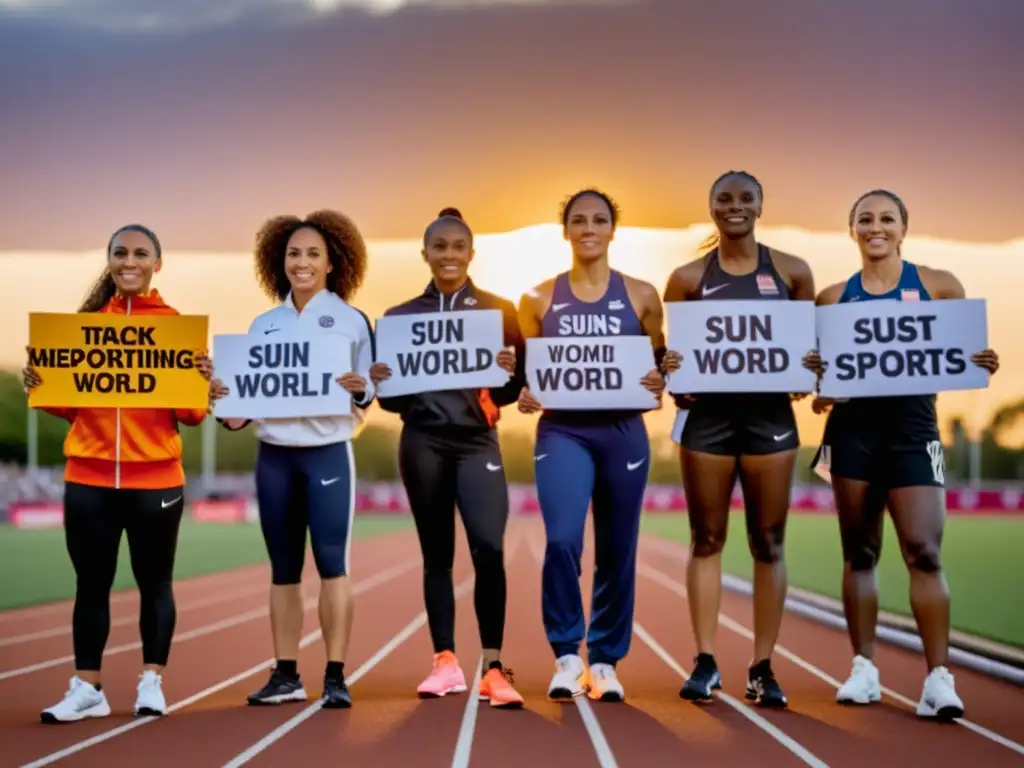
[587,663,624,703]
[836,655,881,705]
[548,654,588,701]
[135,670,168,716]
[41,676,111,723]
[916,666,964,720]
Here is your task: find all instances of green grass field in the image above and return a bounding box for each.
[2,512,1021,650]
[0,515,412,612]
[641,513,1024,650]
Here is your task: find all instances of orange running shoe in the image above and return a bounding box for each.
[478,665,525,709]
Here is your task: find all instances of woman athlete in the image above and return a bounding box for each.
[663,171,816,709]
[805,189,999,719]
[24,224,213,723]
[370,207,525,708]
[517,189,679,703]
[209,210,376,709]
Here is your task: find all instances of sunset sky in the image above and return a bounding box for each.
[1,0,1022,251]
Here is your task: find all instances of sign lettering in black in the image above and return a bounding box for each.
[233,371,333,398]
[834,349,966,380]
[534,342,623,392]
[696,313,789,374]
[397,348,493,377]
[852,315,937,345]
[411,318,465,346]
[29,323,195,394]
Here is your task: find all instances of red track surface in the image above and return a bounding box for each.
[2,519,1022,768]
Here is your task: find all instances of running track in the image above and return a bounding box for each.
[1,520,1022,768]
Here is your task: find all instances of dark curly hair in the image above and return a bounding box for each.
[424,207,472,245]
[79,224,162,313]
[697,170,763,254]
[253,209,368,303]
[559,188,620,229]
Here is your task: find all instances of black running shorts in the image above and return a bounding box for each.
[678,394,799,456]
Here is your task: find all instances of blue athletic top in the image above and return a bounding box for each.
[827,260,939,443]
[539,269,648,425]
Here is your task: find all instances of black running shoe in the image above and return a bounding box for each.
[746,659,788,708]
[247,667,308,706]
[680,653,721,701]
[322,676,352,709]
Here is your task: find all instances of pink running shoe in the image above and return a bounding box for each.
[417,651,468,698]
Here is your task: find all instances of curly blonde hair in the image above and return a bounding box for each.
[253,209,368,303]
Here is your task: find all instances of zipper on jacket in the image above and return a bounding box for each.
[115,297,130,489]
[438,283,466,312]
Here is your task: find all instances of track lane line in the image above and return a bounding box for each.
[637,560,1024,759]
[218,575,478,768]
[17,555,420,768]
[524,532,619,768]
[632,622,831,768]
[0,583,274,648]
[0,559,415,682]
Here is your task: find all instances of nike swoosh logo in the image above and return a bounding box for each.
[535,454,548,462]
[161,496,182,509]
[264,328,280,334]
[551,303,570,312]
[321,477,340,486]
[486,462,502,472]
[773,431,793,441]
[701,284,729,297]
[627,460,645,471]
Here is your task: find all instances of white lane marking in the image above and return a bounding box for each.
[633,622,830,768]
[219,577,476,768]
[637,561,1024,759]
[523,533,619,768]
[18,557,419,768]
[451,655,484,768]
[1,559,414,682]
[0,584,271,648]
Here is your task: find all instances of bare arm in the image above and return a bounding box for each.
[919,266,966,299]
[919,266,998,373]
[773,250,816,301]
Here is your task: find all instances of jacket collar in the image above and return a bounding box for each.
[423,277,476,311]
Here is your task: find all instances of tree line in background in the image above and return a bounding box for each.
[1,370,1022,483]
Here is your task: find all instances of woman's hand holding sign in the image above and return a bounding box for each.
[369,362,392,385]
[22,347,41,392]
[195,352,214,382]
[336,371,368,395]
[517,387,543,415]
[496,345,516,376]
[659,349,682,375]
[971,349,999,375]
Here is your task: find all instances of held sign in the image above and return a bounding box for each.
[816,298,989,398]
[27,312,209,409]
[374,310,509,397]
[211,331,353,419]
[526,335,658,410]
[666,300,817,394]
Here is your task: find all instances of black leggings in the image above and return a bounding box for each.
[63,481,185,670]
[399,425,509,653]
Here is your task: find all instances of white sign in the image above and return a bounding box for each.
[816,298,989,398]
[526,335,658,410]
[211,331,353,419]
[374,310,509,397]
[666,300,817,394]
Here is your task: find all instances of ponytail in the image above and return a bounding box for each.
[696,230,719,254]
[78,269,117,313]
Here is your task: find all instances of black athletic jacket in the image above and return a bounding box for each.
[377,278,526,432]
